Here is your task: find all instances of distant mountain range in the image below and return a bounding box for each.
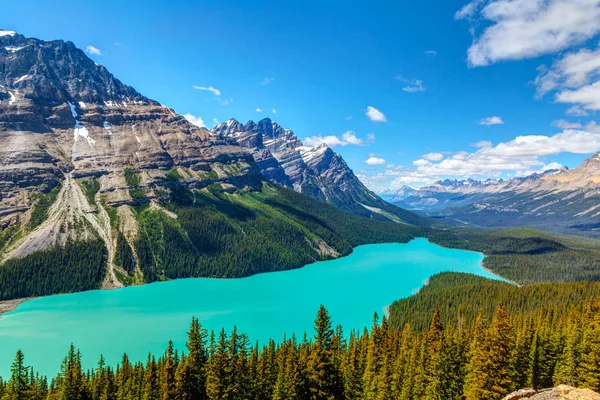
[383,155,600,236]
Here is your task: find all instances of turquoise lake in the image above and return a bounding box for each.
[0,238,499,377]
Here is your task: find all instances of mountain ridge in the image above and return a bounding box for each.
[386,155,600,236]
[212,117,424,224]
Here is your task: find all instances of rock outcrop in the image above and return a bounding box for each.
[503,385,600,400]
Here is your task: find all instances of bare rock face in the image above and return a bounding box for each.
[212,118,419,223]
[0,30,262,265]
[503,385,600,400]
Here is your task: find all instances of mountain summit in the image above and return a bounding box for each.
[212,118,422,224]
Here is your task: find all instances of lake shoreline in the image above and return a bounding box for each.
[0,297,32,318]
[0,237,509,317]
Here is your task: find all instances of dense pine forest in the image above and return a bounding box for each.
[3,285,600,400]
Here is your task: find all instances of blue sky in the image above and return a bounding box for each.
[3,0,600,191]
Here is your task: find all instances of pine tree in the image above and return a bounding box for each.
[465,304,514,400]
[424,304,445,400]
[578,300,600,391]
[161,341,177,400]
[142,355,160,400]
[206,329,229,400]
[554,312,582,386]
[3,350,31,400]
[307,305,344,400]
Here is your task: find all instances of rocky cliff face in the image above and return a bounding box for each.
[212,118,423,224]
[390,156,600,236]
[0,30,261,285]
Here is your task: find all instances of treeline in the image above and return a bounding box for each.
[389,272,600,331]
[4,299,600,400]
[426,229,600,284]
[0,240,106,301]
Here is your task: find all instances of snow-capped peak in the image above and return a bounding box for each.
[0,30,16,37]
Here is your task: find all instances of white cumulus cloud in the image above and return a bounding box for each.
[366,156,386,166]
[422,152,444,161]
[183,113,205,128]
[303,131,369,147]
[256,108,262,112]
[456,0,600,67]
[478,116,504,125]
[552,119,583,129]
[366,106,387,122]
[85,45,102,56]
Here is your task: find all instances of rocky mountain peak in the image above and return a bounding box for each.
[0,32,150,106]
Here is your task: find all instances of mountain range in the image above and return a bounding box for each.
[212,118,420,224]
[385,156,600,236]
[0,30,424,301]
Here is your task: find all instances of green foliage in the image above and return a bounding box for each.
[389,272,600,331]
[78,178,100,206]
[133,185,418,282]
[129,189,146,201]
[426,228,600,284]
[0,240,107,300]
[165,168,182,182]
[114,231,135,273]
[124,167,141,187]
[28,183,62,230]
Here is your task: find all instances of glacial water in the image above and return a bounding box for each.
[0,238,500,376]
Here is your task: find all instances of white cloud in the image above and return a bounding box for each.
[193,85,221,97]
[397,129,600,180]
[457,0,600,67]
[478,116,504,125]
[303,130,370,147]
[366,156,386,166]
[183,113,205,128]
[260,77,275,85]
[396,76,426,92]
[566,105,590,116]
[535,46,600,96]
[341,131,363,145]
[422,152,444,161]
[584,121,600,133]
[367,133,376,143]
[556,80,600,110]
[425,50,438,57]
[213,118,219,125]
[454,0,485,20]
[345,116,353,120]
[85,45,102,56]
[366,106,387,122]
[552,119,583,129]
[272,108,277,114]
[256,108,262,112]
[533,45,600,111]
[413,159,432,166]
